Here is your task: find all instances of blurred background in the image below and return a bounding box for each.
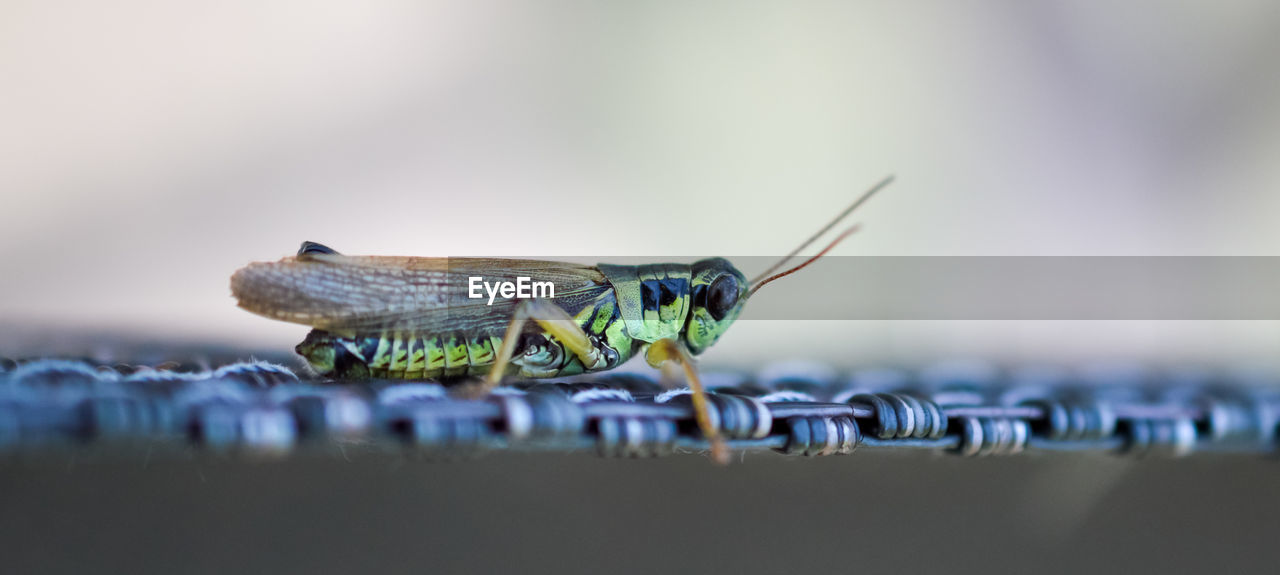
[3,0,1279,368]
[4,3,1280,574]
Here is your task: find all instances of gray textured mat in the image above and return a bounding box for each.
[2,356,1277,460]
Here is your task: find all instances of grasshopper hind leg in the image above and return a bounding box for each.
[483,301,730,464]
[476,299,607,391]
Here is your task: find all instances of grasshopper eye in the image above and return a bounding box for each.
[707,274,740,320]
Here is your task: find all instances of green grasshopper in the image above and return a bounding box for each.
[230,176,891,463]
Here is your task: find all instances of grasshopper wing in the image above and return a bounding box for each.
[231,252,609,336]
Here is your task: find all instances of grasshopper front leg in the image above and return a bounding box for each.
[646,339,729,465]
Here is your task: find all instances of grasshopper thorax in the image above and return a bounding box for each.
[683,258,749,354]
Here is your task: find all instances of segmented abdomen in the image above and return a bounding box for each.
[355,332,499,379]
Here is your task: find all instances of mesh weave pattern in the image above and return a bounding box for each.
[1,357,1277,459]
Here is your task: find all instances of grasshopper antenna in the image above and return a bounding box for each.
[748,224,860,298]
[747,175,894,286]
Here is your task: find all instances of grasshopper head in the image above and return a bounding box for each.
[683,258,748,354]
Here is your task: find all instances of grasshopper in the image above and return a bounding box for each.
[230,176,891,463]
